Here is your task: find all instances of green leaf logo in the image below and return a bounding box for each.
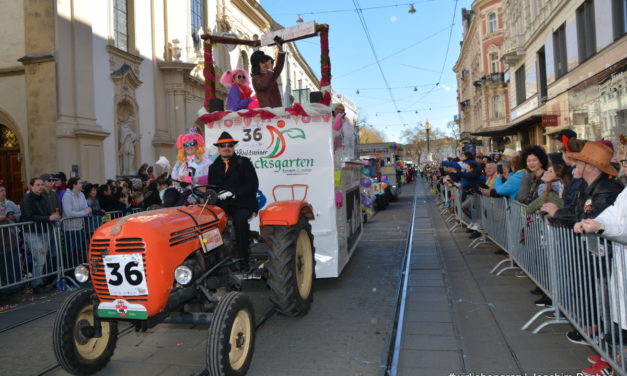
[282,128,306,139]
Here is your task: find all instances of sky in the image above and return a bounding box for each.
[261,0,473,142]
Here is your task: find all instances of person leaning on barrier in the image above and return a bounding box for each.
[20,177,61,290]
[526,161,569,214]
[543,141,623,226]
[574,185,627,375]
[0,184,20,224]
[62,177,91,257]
[519,145,549,204]
[40,173,58,214]
[494,154,525,200]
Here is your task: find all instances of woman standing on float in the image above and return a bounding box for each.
[171,128,212,185]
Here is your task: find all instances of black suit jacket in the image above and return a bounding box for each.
[209,155,259,212]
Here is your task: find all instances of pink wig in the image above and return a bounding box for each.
[176,131,205,162]
[219,68,250,88]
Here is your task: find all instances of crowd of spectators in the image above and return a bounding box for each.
[425,129,627,376]
[0,163,184,295]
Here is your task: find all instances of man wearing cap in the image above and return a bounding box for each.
[542,141,624,226]
[250,41,285,108]
[40,173,58,214]
[209,131,259,272]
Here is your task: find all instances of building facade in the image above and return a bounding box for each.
[501,0,627,151]
[0,0,326,201]
[453,0,509,155]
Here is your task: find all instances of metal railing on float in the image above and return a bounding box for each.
[431,183,627,376]
[0,209,138,293]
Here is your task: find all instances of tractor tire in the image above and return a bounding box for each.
[207,292,255,376]
[53,289,118,375]
[266,215,315,316]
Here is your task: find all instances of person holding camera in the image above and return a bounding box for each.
[251,37,286,108]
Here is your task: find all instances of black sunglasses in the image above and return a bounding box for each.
[236,75,245,79]
[183,141,197,147]
[218,143,235,148]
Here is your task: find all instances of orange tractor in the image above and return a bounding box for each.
[52,184,315,375]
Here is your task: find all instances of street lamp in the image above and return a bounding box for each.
[425,120,431,161]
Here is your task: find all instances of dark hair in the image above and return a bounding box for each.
[521,145,548,171]
[0,183,5,190]
[483,156,493,163]
[157,177,172,187]
[67,177,81,190]
[511,155,524,171]
[138,163,148,176]
[463,151,474,161]
[543,163,571,203]
[30,177,42,186]
[97,184,110,198]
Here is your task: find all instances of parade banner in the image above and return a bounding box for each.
[205,115,339,277]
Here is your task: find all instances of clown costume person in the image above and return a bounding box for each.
[171,128,212,185]
[220,69,253,111]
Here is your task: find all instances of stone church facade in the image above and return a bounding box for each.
[0,0,321,200]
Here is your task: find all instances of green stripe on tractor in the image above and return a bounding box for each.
[98,308,148,320]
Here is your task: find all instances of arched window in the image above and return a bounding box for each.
[0,125,19,148]
[240,50,249,72]
[492,95,504,118]
[489,52,500,73]
[488,12,497,33]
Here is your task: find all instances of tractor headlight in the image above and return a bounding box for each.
[174,265,193,285]
[74,264,90,283]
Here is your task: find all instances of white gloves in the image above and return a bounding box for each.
[218,191,234,200]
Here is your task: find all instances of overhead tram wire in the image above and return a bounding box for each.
[405,0,459,108]
[274,2,431,16]
[352,0,406,127]
[333,25,452,80]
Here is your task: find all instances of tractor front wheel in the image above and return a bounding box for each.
[266,215,315,316]
[53,289,118,375]
[207,292,255,376]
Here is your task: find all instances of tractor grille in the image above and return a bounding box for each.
[169,222,218,247]
[90,238,148,302]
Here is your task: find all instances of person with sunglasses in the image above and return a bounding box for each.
[39,173,59,214]
[250,38,285,108]
[208,131,259,272]
[220,68,253,111]
[171,128,212,185]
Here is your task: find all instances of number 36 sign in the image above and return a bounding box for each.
[103,253,149,296]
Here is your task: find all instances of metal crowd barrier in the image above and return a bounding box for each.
[432,182,627,375]
[0,210,140,293]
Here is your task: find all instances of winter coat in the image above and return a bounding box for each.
[20,192,53,233]
[226,86,252,111]
[593,186,627,329]
[516,170,532,202]
[208,154,259,213]
[551,174,624,227]
[494,170,524,200]
[252,52,286,108]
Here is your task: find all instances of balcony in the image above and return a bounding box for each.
[481,72,505,86]
[502,34,525,66]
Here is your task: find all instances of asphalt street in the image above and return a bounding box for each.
[0,184,413,376]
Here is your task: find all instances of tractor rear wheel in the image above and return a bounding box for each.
[207,292,255,376]
[266,215,315,316]
[53,289,118,375]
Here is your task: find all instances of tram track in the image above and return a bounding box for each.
[384,182,419,376]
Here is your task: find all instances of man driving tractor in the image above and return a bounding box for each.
[209,131,260,272]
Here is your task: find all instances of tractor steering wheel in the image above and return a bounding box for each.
[192,184,227,205]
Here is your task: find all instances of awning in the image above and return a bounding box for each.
[471,115,542,137]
